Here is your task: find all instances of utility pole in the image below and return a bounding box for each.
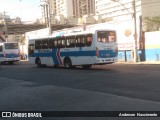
[41,0,52,35]
[3,11,8,42]
[48,0,52,35]
[133,0,138,63]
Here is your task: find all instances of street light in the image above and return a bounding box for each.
[111,0,138,63]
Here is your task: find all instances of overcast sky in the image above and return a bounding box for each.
[0,0,42,22]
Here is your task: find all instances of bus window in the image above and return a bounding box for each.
[97,31,116,43]
[76,35,86,47]
[54,40,58,47]
[57,39,62,48]
[28,44,34,55]
[108,31,116,42]
[66,38,71,47]
[97,31,108,43]
[48,38,54,49]
[66,36,75,48]
[86,34,92,46]
[35,40,42,49]
[61,39,65,48]
[76,37,81,47]
[42,39,48,49]
[5,43,18,49]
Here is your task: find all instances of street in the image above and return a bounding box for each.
[0,61,160,120]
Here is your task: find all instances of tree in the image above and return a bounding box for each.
[143,16,160,32]
[19,35,25,58]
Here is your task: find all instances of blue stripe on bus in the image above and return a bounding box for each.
[31,49,116,63]
[6,53,19,58]
[52,48,59,65]
[0,53,19,58]
[60,51,96,57]
[0,54,3,57]
[99,50,116,58]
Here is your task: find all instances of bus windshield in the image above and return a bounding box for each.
[97,31,116,43]
[4,43,19,49]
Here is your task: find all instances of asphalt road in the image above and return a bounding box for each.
[0,61,160,120]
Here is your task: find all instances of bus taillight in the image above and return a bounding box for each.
[96,47,100,58]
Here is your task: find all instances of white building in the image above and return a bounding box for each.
[95,0,141,21]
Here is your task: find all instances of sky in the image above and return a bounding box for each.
[0,0,42,22]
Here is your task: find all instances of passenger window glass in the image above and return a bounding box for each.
[86,34,92,46]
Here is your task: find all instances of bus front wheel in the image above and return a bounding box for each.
[64,58,72,69]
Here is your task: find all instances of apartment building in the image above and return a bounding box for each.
[95,0,141,21]
[141,0,160,17]
[41,0,95,24]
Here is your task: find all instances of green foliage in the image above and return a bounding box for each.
[143,16,160,32]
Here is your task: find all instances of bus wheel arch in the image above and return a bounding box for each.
[82,65,92,69]
[35,57,42,67]
[64,57,72,69]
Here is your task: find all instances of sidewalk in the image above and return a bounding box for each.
[19,60,29,64]
[115,61,160,64]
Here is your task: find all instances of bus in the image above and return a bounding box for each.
[28,29,117,69]
[0,42,21,64]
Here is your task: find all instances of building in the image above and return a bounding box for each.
[41,0,95,24]
[95,0,141,21]
[141,0,160,31]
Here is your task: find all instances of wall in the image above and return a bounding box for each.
[145,31,160,61]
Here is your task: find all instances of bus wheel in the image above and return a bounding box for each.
[64,58,72,69]
[36,58,41,68]
[82,65,92,69]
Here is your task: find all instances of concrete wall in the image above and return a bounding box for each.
[145,31,160,61]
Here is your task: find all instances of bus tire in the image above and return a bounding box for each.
[64,58,72,69]
[82,65,92,69]
[36,58,42,68]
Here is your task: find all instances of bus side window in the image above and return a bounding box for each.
[76,35,86,47]
[82,36,86,47]
[61,39,65,48]
[42,39,48,49]
[35,40,41,49]
[76,36,81,47]
[54,40,58,47]
[66,37,71,48]
[57,39,62,48]
[66,36,75,48]
[70,37,75,47]
[86,34,92,46]
[48,39,54,49]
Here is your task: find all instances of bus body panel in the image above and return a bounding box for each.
[28,29,117,67]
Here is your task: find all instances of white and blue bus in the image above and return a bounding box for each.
[0,42,21,64]
[28,29,117,69]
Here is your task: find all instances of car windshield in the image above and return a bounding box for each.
[5,43,18,49]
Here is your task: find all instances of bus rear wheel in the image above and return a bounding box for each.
[64,58,72,69]
[36,58,42,68]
